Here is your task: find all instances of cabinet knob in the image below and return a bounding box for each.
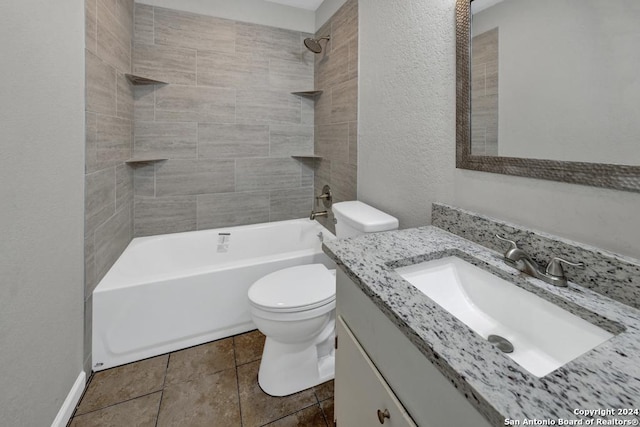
[377,409,390,424]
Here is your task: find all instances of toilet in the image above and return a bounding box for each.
[248,201,399,396]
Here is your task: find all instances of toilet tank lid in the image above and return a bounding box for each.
[332,201,399,233]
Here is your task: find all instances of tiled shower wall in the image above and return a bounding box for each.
[131,5,316,237]
[84,0,135,372]
[471,27,498,156]
[313,0,358,233]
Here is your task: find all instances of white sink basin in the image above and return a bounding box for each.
[395,256,614,377]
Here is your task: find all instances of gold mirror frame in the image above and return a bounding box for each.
[455,0,640,193]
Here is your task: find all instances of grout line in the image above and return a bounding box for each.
[154,390,163,427]
[74,390,163,418]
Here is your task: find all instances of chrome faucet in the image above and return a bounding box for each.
[495,234,584,287]
[310,210,328,220]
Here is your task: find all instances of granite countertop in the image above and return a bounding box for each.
[323,226,640,426]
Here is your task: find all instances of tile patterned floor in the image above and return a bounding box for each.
[69,330,334,427]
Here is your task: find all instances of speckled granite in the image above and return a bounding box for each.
[323,226,640,426]
[432,203,640,310]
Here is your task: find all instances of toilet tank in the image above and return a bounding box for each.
[332,201,399,238]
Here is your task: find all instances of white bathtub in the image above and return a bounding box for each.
[92,219,336,371]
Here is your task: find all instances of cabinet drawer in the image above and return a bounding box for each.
[335,316,417,427]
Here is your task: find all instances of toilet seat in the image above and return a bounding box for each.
[248,264,336,313]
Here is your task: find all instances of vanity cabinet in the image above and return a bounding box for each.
[336,317,417,426]
[335,269,492,427]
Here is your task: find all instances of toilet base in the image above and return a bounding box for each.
[257,319,335,396]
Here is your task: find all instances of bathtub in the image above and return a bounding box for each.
[92,219,336,371]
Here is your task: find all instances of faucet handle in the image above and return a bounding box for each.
[495,234,518,249]
[545,257,585,278]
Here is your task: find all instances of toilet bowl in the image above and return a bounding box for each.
[248,264,336,396]
[248,201,399,396]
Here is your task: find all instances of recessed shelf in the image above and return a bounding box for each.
[125,74,167,85]
[125,158,168,165]
[291,90,323,98]
[291,155,323,160]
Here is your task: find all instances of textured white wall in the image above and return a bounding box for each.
[137,0,316,32]
[0,0,85,425]
[358,1,640,259]
[358,0,456,229]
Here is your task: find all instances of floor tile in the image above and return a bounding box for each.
[263,404,328,427]
[70,392,161,427]
[237,360,318,427]
[156,368,241,427]
[165,337,235,386]
[75,355,168,415]
[234,329,265,366]
[313,380,334,401]
[320,398,334,425]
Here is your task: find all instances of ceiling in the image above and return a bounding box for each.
[264,0,324,11]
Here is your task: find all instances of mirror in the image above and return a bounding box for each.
[456,0,640,193]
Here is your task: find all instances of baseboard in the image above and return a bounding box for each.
[51,371,86,427]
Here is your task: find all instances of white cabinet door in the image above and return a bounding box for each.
[335,316,417,427]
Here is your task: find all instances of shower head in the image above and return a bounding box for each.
[304,36,330,54]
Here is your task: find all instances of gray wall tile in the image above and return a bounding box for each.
[86,50,117,115]
[116,163,133,209]
[85,0,134,370]
[331,78,357,123]
[133,85,155,122]
[86,112,98,173]
[197,192,270,230]
[97,0,131,73]
[236,158,302,192]
[332,0,358,49]
[134,3,154,45]
[84,233,96,297]
[270,187,313,221]
[269,125,314,157]
[130,5,317,237]
[268,58,314,91]
[116,72,134,119]
[314,2,358,219]
[133,43,196,85]
[134,121,197,159]
[316,123,348,162]
[331,161,357,202]
[133,163,155,197]
[236,89,300,124]
[134,195,197,237]
[316,43,349,89]
[155,159,235,196]
[86,0,98,55]
[348,121,357,166]
[301,159,315,188]
[155,85,236,122]
[95,202,133,281]
[85,167,116,236]
[96,115,132,168]
[196,51,268,88]
[236,22,302,62]
[198,123,269,159]
[154,7,235,53]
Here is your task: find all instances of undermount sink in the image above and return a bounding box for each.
[395,256,614,377]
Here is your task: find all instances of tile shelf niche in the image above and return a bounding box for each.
[291,155,323,160]
[124,73,167,85]
[291,90,323,98]
[125,158,168,165]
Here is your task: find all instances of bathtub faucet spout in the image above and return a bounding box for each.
[310,210,328,220]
